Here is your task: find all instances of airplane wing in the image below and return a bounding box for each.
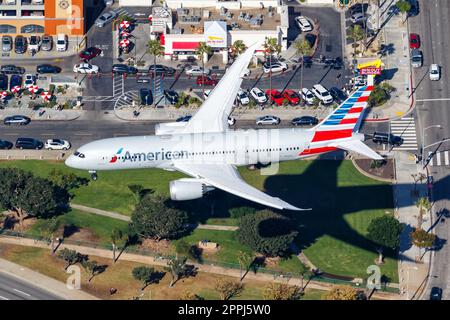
[182,41,262,134]
[334,140,384,160]
[173,162,308,211]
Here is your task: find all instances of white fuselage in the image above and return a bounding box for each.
[65,128,316,171]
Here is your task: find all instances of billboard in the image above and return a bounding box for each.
[204,21,227,48]
[360,67,381,75]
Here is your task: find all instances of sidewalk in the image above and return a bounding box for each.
[0,236,400,300]
[0,107,83,121]
[0,257,99,300]
[394,151,432,300]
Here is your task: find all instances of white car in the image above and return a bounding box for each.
[351,12,367,24]
[250,87,268,104]
[45,139,71,150]
[186,66,210,76]
[256,115,281,126]
[263,61,288,73]
[24,74,36,88]
[300,88,315,105]
[429,64,440,81]
[295,16,313,32]
[236,89,250,105]
[228,116,236,126]
[56,34,67,52]
[311,84,333,104]
[73,63,99,74]
[203,89,211,100]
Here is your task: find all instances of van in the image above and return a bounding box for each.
[372,132,403,146]
[15,137,43,150]
[411,49,423,68]
[56,34,67,52]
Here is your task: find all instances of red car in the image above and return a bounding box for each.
[266,89,285,106]
[196,75,217,86]
[283,89,300,105]
[409,33,420,49]
[79,47,102,61]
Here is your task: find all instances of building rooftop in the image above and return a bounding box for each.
[171,6,281,34]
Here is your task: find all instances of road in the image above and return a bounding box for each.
[0,272,61,300]
[409,0,450,300]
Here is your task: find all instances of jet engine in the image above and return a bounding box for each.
[169,178,214,201]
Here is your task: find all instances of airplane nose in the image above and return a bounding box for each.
[65,155,76,168]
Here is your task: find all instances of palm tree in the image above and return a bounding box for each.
[146,39,165,105]
[396,0,411,24]
[294,39,313,106]
[348,24,364,57]
[196,42,212,99]
[263,38,282,106]
[230,40,246,61]
[110,227,123,263]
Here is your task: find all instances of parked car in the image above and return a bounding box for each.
[139,88,153,105]
[79,47,102,61]
[411,49,423,68]
[291,116,318,126]
[24,74,36,88]
[227,116,236,126]
[408,0,419,17]
[95,11,117,28]
[429,287,442,300]
[283,89,300,105]
[164,90,179,104]
[1,35,12,52]
[15,137,43,150]
[263,61,288,73]
[0,65,25,74]
[236,89,250,105]
[429,64,440,81]
[148,64,176,76]
[4,115,30,125]
[196,75,217,86]
[0,139,13,149]
[409,33,420,49]
[256,115,281,126]
[311,84,333,104]
[104,0,113,6]
[300,88,315,105]
[185,65,210,76]
[372,132,403,146]
[350,3,369,15]
[73,63,99,74]
[0,74,8,90]
[28,35,41,52]
[250,87,268,104]
[56,34,68,52]
[112,64,137,75]
[329,87,348,103]
[41,35,53,51]
[266,89,285,106]
[44,139,71,150]
[295,16,313,32]
[176,115,192,122]
[9,74,22,90]
[351,12,367,24]
[36,64,61,74]
[14,36,27,54]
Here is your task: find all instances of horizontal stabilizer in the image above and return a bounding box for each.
[336,140,384,160]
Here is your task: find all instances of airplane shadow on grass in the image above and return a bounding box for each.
[174,156,450,263]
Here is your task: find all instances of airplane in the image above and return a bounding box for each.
[65,42,383,211]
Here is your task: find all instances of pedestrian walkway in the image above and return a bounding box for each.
[391,117,418,151]
[113,74,124,97]
[427,151,450,167]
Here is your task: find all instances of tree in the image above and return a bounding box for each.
[367,215,403,264]
[263,37,282,105]
[40,217,61,255]
[128,184,144,202]
[130,193,188,241]
[410,228,436,252]
[196,42,213,99]
[215,279,244,300]
[323,285,359,300]
[396,0,411,23]
[367,83,395,108]
[167,256,188,287]
[0,168,69,225]
[230,40,246,60]
[179,290,204,300]
[237,251,253,282]
[147,39,165,106]
[236,210,298,257]
[293,39,313,105]
[48,169,86,193]
[81,260,102,282]
[348,24,364,56]
[110,227,124,263]
[132,266,157,290]
[263,283,303,300]
[57,248,81,270]
[229,206,256,219]
[415,197,431,228]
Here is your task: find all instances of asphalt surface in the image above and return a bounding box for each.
[409,0,450,300]
[0,272,61,300]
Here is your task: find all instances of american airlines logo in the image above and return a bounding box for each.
[110,148,188,163]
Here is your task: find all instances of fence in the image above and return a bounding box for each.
[0,229,400,294]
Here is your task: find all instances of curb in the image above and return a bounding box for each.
[0,111,84,122]
[352,158,395,183]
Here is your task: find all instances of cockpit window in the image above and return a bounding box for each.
[74,151,85,158]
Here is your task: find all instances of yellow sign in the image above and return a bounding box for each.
[207,36,224,41]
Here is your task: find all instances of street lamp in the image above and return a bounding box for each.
[422,125,442,166]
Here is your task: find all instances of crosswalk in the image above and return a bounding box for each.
[113,74,124,97]
[428,151,450,167]
[390,117,418,151]
[114,90,139,109]
[114,8,133,18]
